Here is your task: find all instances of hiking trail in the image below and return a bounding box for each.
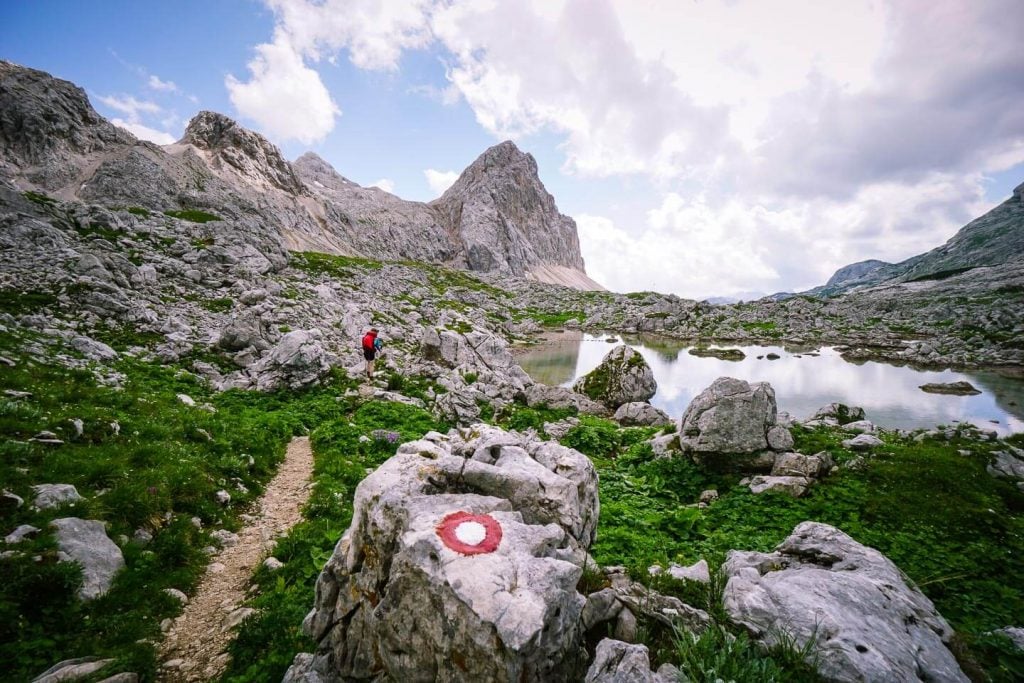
[157,436,314,681]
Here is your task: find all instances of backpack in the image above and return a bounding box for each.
[361,332,376,351]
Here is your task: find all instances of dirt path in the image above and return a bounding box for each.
[157,437,314,681]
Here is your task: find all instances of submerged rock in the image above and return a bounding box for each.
[723,522,967,683]
[573,345,656,409]
[919,381,982,396]
[688,347,745,361]
[294,426,598,681]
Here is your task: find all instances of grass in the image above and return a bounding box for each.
[0,328,359,682]
[164,209,223,223]
[290,251,383,279]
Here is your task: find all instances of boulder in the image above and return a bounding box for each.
[573,345,656,409]
[51,518,125,600]
[216,311,271,352]
[987,448,1024,480]
[584,639,680,683]
[667,559,710,584]
[30,657,115,683]
[722,522,967,683]
[523,383,610,416]
[32,483,83,510]
[294,426,598,681]
[771,452,833,479]
[810,403,866,426]
[251,329,331,391]
[677,377,790,469]
[747,475,809,497]
[843,434,884,451]
[613,402,672,427]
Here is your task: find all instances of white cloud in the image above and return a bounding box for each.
[370,178,396,193]
[580,173,991,299]
[96,94,162,119]
[265,0,434,70]
[111,118,177,145]
[424,168,459,195]
[225,34,340,145]
[147,75,179,93]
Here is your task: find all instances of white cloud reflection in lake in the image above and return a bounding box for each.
[516,332,1024,436]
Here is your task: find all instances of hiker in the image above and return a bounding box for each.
[361,328,383,379]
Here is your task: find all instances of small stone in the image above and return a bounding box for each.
[70,419,84,437]
[209,562,226,573]
[176,393,196,407]
[162,659,184,670]
[222,607,256,631]
[698,489,719,504]
[843,434,884,451]
[263,557,285,572]
[132,528,153,545]
[163,588,188,604]
[667,559,710,583]
[4,524,41,544]
[211,529,239,548]
[215,489,231,505]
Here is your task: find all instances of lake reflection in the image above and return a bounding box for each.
[516,333,1024,435]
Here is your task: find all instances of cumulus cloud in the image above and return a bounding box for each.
[110,118,177,145]
[226,34,340,145]
[370,178,396,193]
[147,74,179,93]
[581,173,990,299]
[424,168,459,195]
[265,0,435,70]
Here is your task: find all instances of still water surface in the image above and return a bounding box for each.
[516,332,1024,435]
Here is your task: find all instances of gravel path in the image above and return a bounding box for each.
[157,437,314,681]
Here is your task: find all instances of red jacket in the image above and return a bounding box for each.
[361,332,377,351]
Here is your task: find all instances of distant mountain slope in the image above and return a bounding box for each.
[801,183,1024,297]
[0,60,602,290]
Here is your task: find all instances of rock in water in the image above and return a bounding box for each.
[50,518,125,600]
[295,426,598,681]
[677,377,791,469]
[919,381,982,396]
[573,345,656,409]
[722,521,968,682]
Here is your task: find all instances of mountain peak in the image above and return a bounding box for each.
[177,111,304,195]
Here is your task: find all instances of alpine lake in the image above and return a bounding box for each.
[516,331,1024,435]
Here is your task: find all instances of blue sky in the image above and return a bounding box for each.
[3,0,1023,298]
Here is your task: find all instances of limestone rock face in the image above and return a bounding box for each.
[0,60,135,190]
[723,522,967,683]
[573,345,656,409]
[677,377,791,469]
[584,639,679,683]
[51,518,124,600]
[432,140,600,287]
[179,111,306,194]
[295,426,599,682]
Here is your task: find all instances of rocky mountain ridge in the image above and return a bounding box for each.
[800,183,1024,298]
[0,60,600,289]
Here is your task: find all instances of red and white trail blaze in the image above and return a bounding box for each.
[436,511,502,555]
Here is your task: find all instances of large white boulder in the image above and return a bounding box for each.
[722,522,967,683]
[293,426,599,681]
[677,377,791,469]
[250,329,331,391]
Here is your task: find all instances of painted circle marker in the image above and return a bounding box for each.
[437,511,502,555]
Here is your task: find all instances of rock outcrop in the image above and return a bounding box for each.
[723,522,968,683]
[291,426,598,682]
[573,345,656,409]
[677,377,792,469]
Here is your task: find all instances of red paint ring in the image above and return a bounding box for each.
[436,511,502,555]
